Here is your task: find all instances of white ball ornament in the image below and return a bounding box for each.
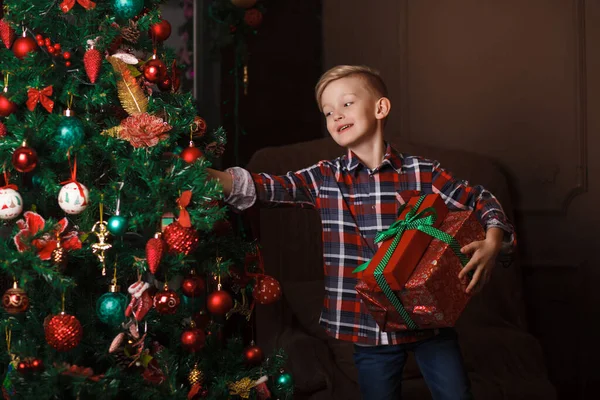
[58,182,89,214]
[0,188,23,220]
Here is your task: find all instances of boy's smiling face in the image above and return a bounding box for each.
[320,75,388,151]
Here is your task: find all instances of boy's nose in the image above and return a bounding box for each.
[334,114,343,121]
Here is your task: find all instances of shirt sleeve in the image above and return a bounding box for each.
[250,161,329,208]
[430,160,516,255]
[223,167,257,211]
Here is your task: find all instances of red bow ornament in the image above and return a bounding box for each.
[60,0,96,13]
[177,190,193,228]
[26,86,54,113]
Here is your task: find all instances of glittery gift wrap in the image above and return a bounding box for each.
[360,194,449,291]
[356,210,485,331]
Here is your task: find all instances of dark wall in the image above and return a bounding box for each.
[221,0,324,168]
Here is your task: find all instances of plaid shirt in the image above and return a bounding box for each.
[228,143,514,345]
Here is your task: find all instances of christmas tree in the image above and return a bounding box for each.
[0,0,291,399]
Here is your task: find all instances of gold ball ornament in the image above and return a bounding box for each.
[231,0,257,8]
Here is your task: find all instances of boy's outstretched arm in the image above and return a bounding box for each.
[207,168,233,197]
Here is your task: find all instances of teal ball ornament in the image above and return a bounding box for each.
[96,290,127,326]
[275,371,294,394]
[56,115,85,151]
[112,0,144,20]
[107,214,128,236]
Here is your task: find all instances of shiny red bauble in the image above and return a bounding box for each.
[12,145,38,173]
[180,327,205,352]
[181,273,205,298]
[206,290,233,315]
[2,283,29,314]
[162,221,200,255]
[0,95,17,117]
[149,19,172,42]
[143,58,167,83]
[12,36,38,59]
[44,313,83,352]
[153,288,180,314]
[243,344,264,366]
[180,143,203,163]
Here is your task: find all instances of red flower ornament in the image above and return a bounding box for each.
[14,211,81,260]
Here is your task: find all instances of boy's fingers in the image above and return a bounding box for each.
[458,256,478,280]
[466,268,482,293]
[461,242,478,254]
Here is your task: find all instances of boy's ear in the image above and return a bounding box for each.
[375,97,391,120]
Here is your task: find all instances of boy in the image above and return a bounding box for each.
[208,65,514,400]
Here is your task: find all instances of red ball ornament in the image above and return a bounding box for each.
[153,287,180,314]
[162,221,200,255]
[181,327,206,352]
[44,313,83,352]
[182,271,205,298]
[143,58,167,83]
[0,95,17,117]
[253,275,282,305]
[243,343,264,366]
[180,142,203,163]
[12,145,38,173]
[17,361,30,374]
[2,282,30,314]
[244,9,263,28]
[0,122,7,137]
[149,19,172,42]
[158,76,172,91]
[30,358,44,372]
[207,290,233,315]
[12,35,38,59]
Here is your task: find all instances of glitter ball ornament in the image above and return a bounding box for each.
[12,33,38,59]
[45,313,83,351]
[0,95,17,117]
[149,19,171,42]
[162,221,199,255]
[188,364,204,385]
[181,270,205,298]
[145,232,165,274]
[96,284,127,326]
[12,145,38,173]
[180,141,203,163]
[243,343,264,366]
[56,110,85,151]
[207,290,233,315]
[58,182,89,214]
[112,0,144,20]
[2,282,29,314]
[0,122,7,137]
[181,325,205,352]
[153,286,180,314]
[252,275,282,305]
[0,187,23,220]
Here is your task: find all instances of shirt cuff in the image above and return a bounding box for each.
[223,167,257,211]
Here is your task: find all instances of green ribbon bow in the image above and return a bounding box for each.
[355,195,471,330]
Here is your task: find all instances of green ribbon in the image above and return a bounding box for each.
[355,195,471,330]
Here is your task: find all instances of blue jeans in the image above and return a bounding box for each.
[353,329,473,400]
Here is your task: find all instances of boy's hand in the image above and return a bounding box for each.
[458,228,504,293]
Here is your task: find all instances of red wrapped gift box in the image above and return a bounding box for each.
[356,210,485,331]
[359,194,448,291]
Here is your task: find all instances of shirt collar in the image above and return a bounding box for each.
[343,142,403,174]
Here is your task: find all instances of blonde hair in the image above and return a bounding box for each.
[315,65,388,111]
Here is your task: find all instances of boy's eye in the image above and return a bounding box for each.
[344,102,353,107]
[324,111,332,117]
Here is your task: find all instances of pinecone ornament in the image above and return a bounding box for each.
[188,364,204,385]
[145,233,165,274]
[121,20,140,44]
[51,241,67,272]
[0,18,15,49]
[83,47,102,83]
